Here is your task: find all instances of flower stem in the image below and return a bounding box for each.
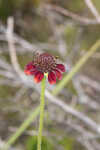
[37,76,46,150]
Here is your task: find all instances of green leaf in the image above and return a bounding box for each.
[26,136,54,150]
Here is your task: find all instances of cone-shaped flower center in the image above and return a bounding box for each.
[33,53,56,73]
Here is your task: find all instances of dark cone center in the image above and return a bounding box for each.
[33,53,56,73]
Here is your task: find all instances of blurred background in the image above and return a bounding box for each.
[0,0,100,150]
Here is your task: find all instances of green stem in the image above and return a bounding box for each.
[37,76,46,150]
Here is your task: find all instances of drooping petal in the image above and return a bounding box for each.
[30,69,38,75]
[56,64,65,72]
[26,62,36,70]
[34,71,44,83]
[54,69,62,80]
[24,69,32,75]
[24,62,36,75]
[48,71,56,84]
[24,68,37,75]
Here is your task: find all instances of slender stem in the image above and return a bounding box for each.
[37,76,46,150]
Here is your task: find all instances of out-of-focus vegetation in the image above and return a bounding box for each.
[0,0,100,150]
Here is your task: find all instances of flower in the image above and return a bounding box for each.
[24,52,65,84]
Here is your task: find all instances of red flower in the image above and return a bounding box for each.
[24,52,65,84]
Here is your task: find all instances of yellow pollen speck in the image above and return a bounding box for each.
[44,73,48,77]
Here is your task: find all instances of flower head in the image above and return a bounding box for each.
[24,52,65,84]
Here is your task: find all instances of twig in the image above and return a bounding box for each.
[80,75,100,92]
[72,76,100,110]
[45,12,67,57]
[6,17,24,76]
[84,0,100,23]
[45,90,100,133]
[45,4,100,25]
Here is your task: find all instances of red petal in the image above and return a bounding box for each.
[30,69,38,75]
[56,64,65,72]
[24,62,36,75]
[24,70,31,75]
[24,68,38,75]
[25,62,36,70]
[34,71,44,83]
[54,69,62,80]
[48,71,56,84]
